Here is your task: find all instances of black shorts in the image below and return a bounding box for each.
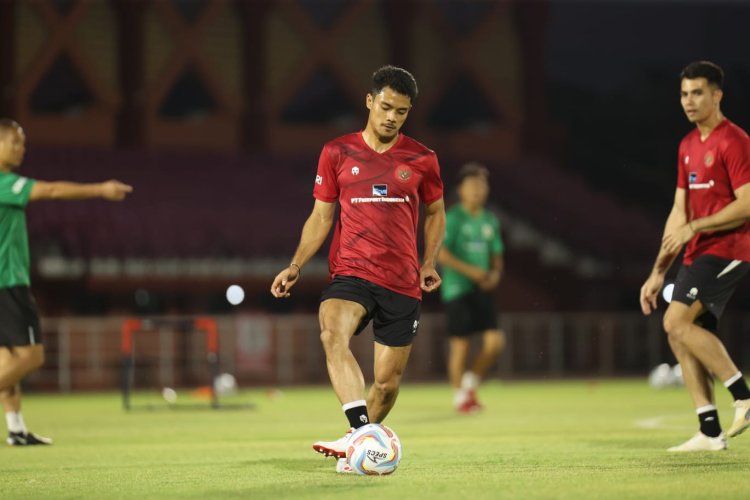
[672,255,750,330]
[445,289,498,337]
[320,275,420,347]
[0,286,43,347]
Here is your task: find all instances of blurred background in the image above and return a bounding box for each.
[4,0,750,392]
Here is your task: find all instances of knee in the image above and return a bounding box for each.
[662,311,690,342]
[484,330,505,354]
[320,329,347,353]
[32,349,45,370]
[372,379,399,402]
[13,346,44,371]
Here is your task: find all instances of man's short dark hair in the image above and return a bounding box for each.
[0,119,21,139]
[372,65,418,101]
[680,61,724,89]
[457,162,489,184]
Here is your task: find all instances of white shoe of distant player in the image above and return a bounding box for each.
[727,399,750,437]
[313,428,353,458]
[667,432,727,452]
[336,458,354,474]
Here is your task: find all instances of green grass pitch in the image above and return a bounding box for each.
[2,380,749,499]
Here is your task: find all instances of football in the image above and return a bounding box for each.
[346,423,402,475]
[648,363,683,389]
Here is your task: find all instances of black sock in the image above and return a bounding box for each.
[344,404,370,429]
[698,408,722,438]
[726,376,750,401]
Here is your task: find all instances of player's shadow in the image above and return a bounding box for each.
[190,458,379,498]
[238,457,329,473]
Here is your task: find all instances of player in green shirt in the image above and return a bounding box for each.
[0,119,132,445]
[438,163,505,413]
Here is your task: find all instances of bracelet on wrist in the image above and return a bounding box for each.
[290,263,301,275]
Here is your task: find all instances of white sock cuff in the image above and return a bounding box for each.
[695,404,717,415]
[723,371,743,388]
[342,400,367,412]
[5,411,25,433]
[461,371,480,390]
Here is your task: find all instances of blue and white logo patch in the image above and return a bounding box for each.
[688,172,697,184]
[372,184,387,197]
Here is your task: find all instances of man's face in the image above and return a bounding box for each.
[680,77,722,124]
[458,175,489,207]
[366,86,412,142]
[0,126,26,170]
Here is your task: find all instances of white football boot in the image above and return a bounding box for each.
[667,432,727,452]
[313,428,353,458]
[726,399,750,437]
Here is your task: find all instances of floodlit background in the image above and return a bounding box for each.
[3,0,750,391]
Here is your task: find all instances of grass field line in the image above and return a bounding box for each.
[633,414,694,431]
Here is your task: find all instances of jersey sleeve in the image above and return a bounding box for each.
[722,135,750,191]
[312,144,339,202]
[0,173,35,208]
[418,153,444,205]
[492,216,504,255]
[676,139,688,190]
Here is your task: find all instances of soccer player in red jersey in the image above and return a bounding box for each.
[640,61,750,452]
[271,66,445,471]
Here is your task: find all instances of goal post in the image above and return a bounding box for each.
[120,316,220,410]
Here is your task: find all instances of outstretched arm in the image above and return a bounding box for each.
[421,197,446,292]
[30,179,133,201]
[640,188,687,315]
[270,199,336,298]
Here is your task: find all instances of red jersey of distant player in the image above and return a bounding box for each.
[313,132,443,299]
[677,119,750,264]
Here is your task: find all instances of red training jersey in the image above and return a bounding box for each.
[677,119,750,264]
[313,132,443,299]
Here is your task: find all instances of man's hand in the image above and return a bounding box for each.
[270,265,301,298]
[420,265,442,293]
[661,222,694,255]
[478,269,501,292]
[639,273,665,315]
[100,180,133,201]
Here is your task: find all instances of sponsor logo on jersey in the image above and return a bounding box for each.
[704,151,715,167]
[395,164,413,183]
[373,184,388,196]
[351,166,360,175]
[482,224,493,239]
[689,172,697,184]
[689,179,715,190]
[315,175,323,185]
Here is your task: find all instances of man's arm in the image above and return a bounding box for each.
[437,247,487,283]
[270,199,336,298]
[479,253,503,291]
[421,198,446,292]
[662,183,750,256]
[640,188,687,314]
[29,179,132,201]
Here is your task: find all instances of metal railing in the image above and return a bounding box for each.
[24,312,750,391]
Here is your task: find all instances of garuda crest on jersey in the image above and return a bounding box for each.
[395,164,413,183]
